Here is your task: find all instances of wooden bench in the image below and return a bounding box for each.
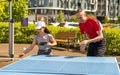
[55,32,77,51]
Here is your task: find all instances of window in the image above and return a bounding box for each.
[90,0,95,4]
[34,0,37,7]
[39,0,44,7]
[57,0,59,7]
[77,2,81,8]
[49,0,53,7]
[39,0,42,6]
[78,0,82,2]
[61,1,63,8]
[77,0,82,8]
[28,0,31,7]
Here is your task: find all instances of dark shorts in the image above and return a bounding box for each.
[87,38,106,56]
[37,49,51,55]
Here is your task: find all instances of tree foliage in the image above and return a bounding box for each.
[12,0,28,22]
[71,15,79,22]
[0,0,28,22]
[87,14,95,18]
[117,16,120,23]
[0,1,8,21]
[57,11,65,23]
[104,16,110,23]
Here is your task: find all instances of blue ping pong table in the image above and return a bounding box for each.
[0,55,120,75]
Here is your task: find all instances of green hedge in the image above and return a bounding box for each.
[104,28,120,55]
[0,22,120,55]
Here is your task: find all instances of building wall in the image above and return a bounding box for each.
[28,0,120,23]
[96,0,120,22]
[28,0,97,22]
[108,0,120,21]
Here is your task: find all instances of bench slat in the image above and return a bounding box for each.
[55,32,77,51]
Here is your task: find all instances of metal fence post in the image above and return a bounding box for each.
[8,0,14,58]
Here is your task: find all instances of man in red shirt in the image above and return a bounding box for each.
[76,8,106,56]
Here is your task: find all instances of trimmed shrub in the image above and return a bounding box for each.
[0,22,120,55]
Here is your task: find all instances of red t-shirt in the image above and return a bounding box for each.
[79,18,101,39]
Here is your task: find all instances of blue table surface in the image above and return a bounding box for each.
[0,71,108,75]
[0,55,120,75]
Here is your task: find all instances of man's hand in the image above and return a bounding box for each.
[75,40,88,54]
[80,40,89,45]
[80,44,86,54]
